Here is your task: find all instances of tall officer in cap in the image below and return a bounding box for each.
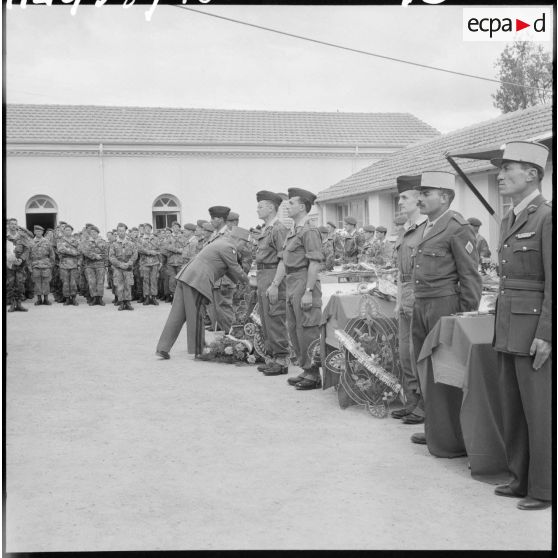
[109,223,138,311]
[391,175,428,419]
[56,224,81,306]
[253,191,290,375]
[466,217,491,261]
[156,226,250,359]
[80,225,108,306]
[268,188,323,389]
[29,224,55,305]
[490,141,552,510]
[138,223,161,306]
[6,217,30,312]
[408,171,482,448]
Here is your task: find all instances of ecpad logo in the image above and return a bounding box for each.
[463,8,552,42]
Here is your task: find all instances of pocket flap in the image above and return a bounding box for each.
[511,297,542,315]
[513,240,539,253]
[422,248,447,257]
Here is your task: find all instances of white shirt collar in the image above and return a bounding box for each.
[513,190,539,216]
[426,208,450,228]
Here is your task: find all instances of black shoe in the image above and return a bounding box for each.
[262,363,288,376]
[391,407,414,419]
[125,301,134,311]
[98,297,105,306]
[88,298,96,306]
[156,350,170,360]
[34,296,43,306]
[494,485,523,498]
[402,413,425,425]
[287,374,305,386]
[16,300,28,312]
[118,302,125,311]
[137,296,145,304]
[295,377,322,390]
[143,296,150,306]
[410,433,426,445]
[64,297,72,306]
[152,297,159,306]
[517,497,551,511]
[257,363,272,372]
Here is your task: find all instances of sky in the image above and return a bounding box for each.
[4,3,554,134]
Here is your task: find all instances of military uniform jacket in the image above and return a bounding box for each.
[7,231,30,267]
[475,234,491,259]
[30,237,55,269]
[109,238,138,270]
[56,237,80,269]
[342,231,361,263]
[176,236,248,302]
[182,236,199,264]
[321,239,335,271]
[256,219,287,266]
[138,235,160,266]
[164,234,185,266]
[80,237,107,268]
[280,220,323,269]
[493,195,551,355]
[411,210,482,312]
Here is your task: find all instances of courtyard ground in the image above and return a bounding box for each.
[5,293,552,551]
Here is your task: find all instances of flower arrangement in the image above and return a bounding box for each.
[197,334,259,365]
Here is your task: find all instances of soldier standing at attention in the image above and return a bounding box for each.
[409,171,482,448]
[138,223,160,306]
[489,141,552,511]
[6,218,30,312]
[80,225,108,306]
[109,223,138,311]
[57,224,81,306]
[29,224,55,306]
[268,188,323,390]
[390,175,428,420]
[165,221,186,303]
[253,191,290,376]
[155,226,251,359]
[106,230,116,298]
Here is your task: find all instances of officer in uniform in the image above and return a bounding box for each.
[341,216,361,264]
[165,221,185,303]
[268,188,323,390]
[6,217,30,312]
[370,225,394,266]
[358,225,376,263]
[409,171,482,450]
[30,224,55,305]
[109,223,138,311]
[318,226,335,271]
[226,211,240,228]
[181,223,199,264]
[156,226,250,359]
[490,141,552,511]
[390,175,428,420]
[466,217,491,260]
[57,224,81,306]
[80,225,108,306]
[253,191,290,376]
[138,223,160,306]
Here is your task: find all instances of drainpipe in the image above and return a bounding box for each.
[353,145,359,174]
[99,143,108,234]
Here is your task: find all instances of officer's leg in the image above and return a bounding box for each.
[217,286,234,333]
[69,268,78,296]
[32,268,42,297]
[257,275,274,357]
[285,278,301,363]
[398,309,419,411]
[298,279,322,375]
[60,269,69,298]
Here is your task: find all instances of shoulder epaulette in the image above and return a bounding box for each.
[545,200,552,207]
[450,211,468,225]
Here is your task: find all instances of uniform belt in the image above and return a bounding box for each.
[285,265,307,274]
[501,279,545,292]
[256,263,277,270]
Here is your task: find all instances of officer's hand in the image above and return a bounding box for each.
[301,290,313,310]
[530,338,551,370]
[266,284,278,304]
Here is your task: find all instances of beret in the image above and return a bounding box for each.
[208,206,231,219]
[34,225,44,231]
[202,222,215,232]
[64,224,74,231]
[376,226,387,233]
[288,188,317,205]
[318,226,329,234]
[229,226,250,241]
[90,225,100,233]
[171,221,180,227]
[326,221,337,229]
[344,216,357,226]
[117,223,128,230]
[467,217,482,227]
[59,221,67,226]
[363,225,376,233]
[183,223,197,231]
[85,223,94,228]
[256,190,283,206]
[196,219,208,227]
[227,212,240,222]
[144,223,153,229]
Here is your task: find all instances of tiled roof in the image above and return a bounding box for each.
[6,104,440,147]
[317,104,553,202]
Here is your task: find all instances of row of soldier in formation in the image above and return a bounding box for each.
[155,140,550,511]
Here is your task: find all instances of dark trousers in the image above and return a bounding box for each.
[398,310,419,410]
[497,351,552,501]
[156,281,207,355]
[212,285,235,334]
[412,295,466,457]
[60,268,78,296]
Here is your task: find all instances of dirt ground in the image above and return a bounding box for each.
[5,293,552,551]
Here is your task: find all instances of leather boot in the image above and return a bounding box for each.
[113,296,119,305]
[137,296,145,304]
[43,294,51,305]
[16,299,28,312]
[143,296,150,306]
[72,295,79,306]
[152,296,159,306]
[125,301,134,311]
[88,296,95,306]
[8,298,17,312]
[98,296,105,306]
[34,295,43,306]
[64,296,72,306]
[118,302,125,311]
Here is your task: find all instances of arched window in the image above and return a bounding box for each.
[25,195,58,231]
[152,194,181,230]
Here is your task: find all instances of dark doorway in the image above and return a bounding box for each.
[25,213,57,234]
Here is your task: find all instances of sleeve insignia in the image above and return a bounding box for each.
[465,241,473,254]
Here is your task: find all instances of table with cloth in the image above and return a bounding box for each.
[416,314,510,483]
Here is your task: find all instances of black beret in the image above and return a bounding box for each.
[376,226,387,233]
[256,190,283,207]
[64,224,74,231]
[326,221,337,229]
[287,188,317,205]
[202,222,215,232]
[183,223,197,231]
[467,217,482,227]
[90,225,100,233]
[171,221,180,227]
[318,226,329,234]
[396,174,422,193]
[196,219,208,227]
[363,225,376,233]
[117,222,128,230]
[227,212,239,222]
[208,206,231,219]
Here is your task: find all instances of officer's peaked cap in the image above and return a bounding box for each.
[419,171,456,191]
[490,140,549,171]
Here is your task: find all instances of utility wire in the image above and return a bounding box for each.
[173,5,551,94]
